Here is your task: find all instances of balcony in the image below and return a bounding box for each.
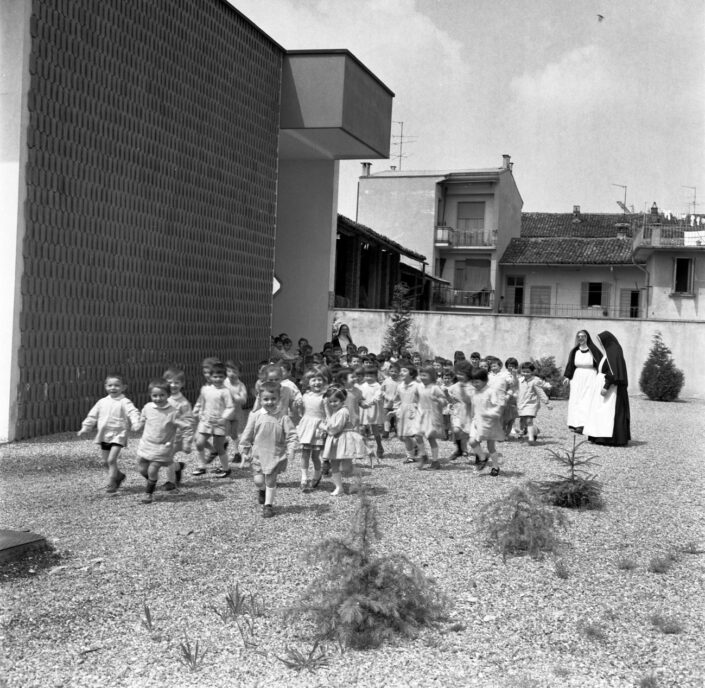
[433,286,494,309]
[435,225,497,248]
[633,225,705,251]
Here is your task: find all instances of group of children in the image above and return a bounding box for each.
[78,343,553,517]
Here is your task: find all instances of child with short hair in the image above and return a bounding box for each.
[137,379,193,503]
[359,365,385,462]
[439,367,456,442]
[192,362,236,477]
[517,361,552,445]
[415,365,447,470]
[448,360,473,461]
[239,381,298,518]
[391,362,421,464]
[252,363,301,418]
[503,357,520,438]
[322,387,366,496]
[297,365,330,491]
[162,367,194,489]
[78,374,142,494]
[464,367,505,476]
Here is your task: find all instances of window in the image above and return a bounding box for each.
[672,258,694,294]
[581,282,611,310]
[529,286,551,315]
[456,202,485,232]
[619,289,640,318]
[506,275,524,314]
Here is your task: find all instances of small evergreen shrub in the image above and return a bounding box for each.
[290,491,447,650]
[534,436,604,510]
[479,486,567,561]
[639,332,685,401]
[383,282,414,358]
[530,356,568,399]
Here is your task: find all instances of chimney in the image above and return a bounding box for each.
[502,154,511,169]
[390,165,396,171]
[361,162,371,177]
[650,202,659,216]
[573,205,581,216]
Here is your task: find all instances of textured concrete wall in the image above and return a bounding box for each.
[13,0,282,439]
[333,308,705,399]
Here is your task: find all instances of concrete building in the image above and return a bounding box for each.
[1,0,392,440]
[355,155,523,311]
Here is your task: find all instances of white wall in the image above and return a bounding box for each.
[648,253,704,320]
[273,160,339,347]
[333,308,705,399]
[0,1,30,442]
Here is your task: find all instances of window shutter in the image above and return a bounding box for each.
[580,282,588,309]
[601,283,611,310]
[619,289,631,317]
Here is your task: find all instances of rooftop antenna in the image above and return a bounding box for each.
[391,120,417,171]
[612,183,627,213]
[682,186,697,215]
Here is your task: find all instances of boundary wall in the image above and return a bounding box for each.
[333,309,705,400]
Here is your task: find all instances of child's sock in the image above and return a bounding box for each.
[300,469,308,485]
[146,479,157,494]
[265,486,276,506]
[166,464,176,484]
[455,440,463,454]
[331,472,343,496]
[431,446,439,461]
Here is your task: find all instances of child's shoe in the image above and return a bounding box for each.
[106,471,126,494]
[257,490,266,505]
[429,460,441,470]
[490,467,501,476]
[376,447,384,459]
[262,505,274,518]
[162,482,176,491]
[330,488,342,497]
[141,493,154,504]
[214,468,232,479]
[311,472,323,488]
[417,455,429,470]
[191,467,207,476]
[448,450,461,461]
[403,456,416,464]
[232,453,243,468]
[175,462,185,486]
[300,480,311,493]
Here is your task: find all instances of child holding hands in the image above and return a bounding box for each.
[78,374,141,494]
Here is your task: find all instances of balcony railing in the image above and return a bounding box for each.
[433,286,494,309]
[505,303,644,319]
[633,225,705,249]
[435,225,497,248]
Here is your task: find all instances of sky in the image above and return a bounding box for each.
[230,0,705,219]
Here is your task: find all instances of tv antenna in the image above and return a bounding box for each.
[682,186,697,215]
[611,183,629,213]
[391,120,417,171]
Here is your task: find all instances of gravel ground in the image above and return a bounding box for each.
[1,396,704,688]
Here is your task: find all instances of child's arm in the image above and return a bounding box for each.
[534,381,552,409]
[229,382,248,408]
[238,412,257,457]
[77,400,101,436]
[324,409,348,436]
[282,416,298,460]
[125,399,143,432]
[221,391,237,421]
[193,392,204,418]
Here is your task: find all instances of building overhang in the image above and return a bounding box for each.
[279,50,394,161]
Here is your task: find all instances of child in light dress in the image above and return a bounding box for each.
[464,367,505,476]
[162,367,194,490]
[391,363,421,464]
[516,361,552,445]
[225,359,248,466]
[137,379,193,504]
[502,357,520,438]
[358,365,385,461]
[380,362,400,438]
[321,387,367,496]
[192,362,236,477]
[78,374,142,494]
[415,365,447,470]
[239,381,298,518]
[447,360,473,461]
[296,365,330,491]
[439,367,456,443]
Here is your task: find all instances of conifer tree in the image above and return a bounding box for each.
[383,282,413,357]
[639,332,684,401]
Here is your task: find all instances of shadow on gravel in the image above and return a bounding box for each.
[276,503,332,516]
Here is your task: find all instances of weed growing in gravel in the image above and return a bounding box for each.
[290,490,448,650]
[276,640,331,674]
[140,601,154,633]
[554,559,570,579]
[650,613,684,635]
[579,620,607,642]
[639,672,659,687]
[210,583,265,624]
[533,436,603,510]
[178,633,206,671]
[647,553,678,574]
[235,614,260,652]
[479,486,567,561]
[616,556,638,571]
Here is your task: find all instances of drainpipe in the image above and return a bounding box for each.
[631,213,650,319]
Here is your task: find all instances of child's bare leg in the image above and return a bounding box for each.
[106,445,124,490]
[100,448,110,470]
[264,473,277,505]
[212,436,229,471]
[330,459,343,496]
[142,462,160,503]
[402,436,416,462]
[372,426,383,455]
[428,437,440,466]
[526,419,536,443]
[195,434,210,467]
[311,448,322,486]
[300,447,311,487]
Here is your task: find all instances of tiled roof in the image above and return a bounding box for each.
[337,214,426,262]
[521,212,635,238]
[500,237,639,265]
